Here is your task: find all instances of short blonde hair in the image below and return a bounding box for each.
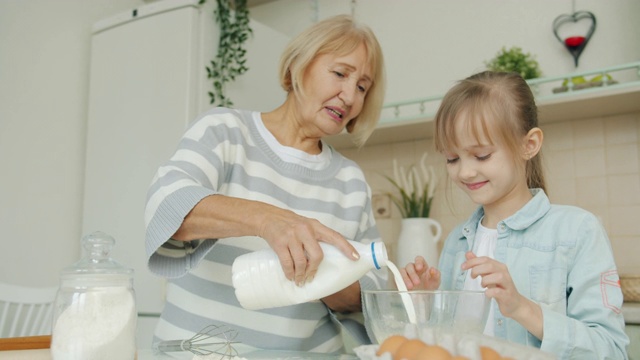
[279,15,386,147]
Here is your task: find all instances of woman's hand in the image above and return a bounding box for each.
[259,207,359,287]
[462,251,543,339]
[172,194,359,288]
[400,256,441,290]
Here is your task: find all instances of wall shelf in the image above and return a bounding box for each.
[326,62,640,149]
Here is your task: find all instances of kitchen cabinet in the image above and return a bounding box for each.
[0,349,357,359]
[325,63,640,149]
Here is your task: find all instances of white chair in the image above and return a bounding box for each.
[0,283,58,338]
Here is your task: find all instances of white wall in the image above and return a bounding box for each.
[0,0,289,289]
[250,0,640,103]
[0,0,143,287]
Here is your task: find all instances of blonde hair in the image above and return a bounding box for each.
[434,71,546,192]
[278,15,386,147]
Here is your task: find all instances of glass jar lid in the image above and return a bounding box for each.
[61,231,133,278]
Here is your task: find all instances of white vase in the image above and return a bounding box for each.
[395,218,443,269]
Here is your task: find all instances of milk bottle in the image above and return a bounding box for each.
[232,240,387,310]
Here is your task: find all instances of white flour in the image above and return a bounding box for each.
[51,286,136,360]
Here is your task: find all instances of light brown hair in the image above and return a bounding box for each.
[434,71,546,192]
[278,15,386,147]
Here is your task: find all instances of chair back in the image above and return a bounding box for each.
[0,283,58,337]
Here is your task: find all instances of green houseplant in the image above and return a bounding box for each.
[385,152,443,269]
[383,152,437,218]
[485,46,542,80]
[200,0,252,107]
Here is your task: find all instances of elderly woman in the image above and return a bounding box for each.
[144,15,387,354]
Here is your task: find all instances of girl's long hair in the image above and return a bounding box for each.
[434,71,546,192]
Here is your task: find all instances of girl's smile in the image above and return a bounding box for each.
[464,180,489,191]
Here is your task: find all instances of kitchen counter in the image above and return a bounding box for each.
[5,304,639,360]
[622,302,640,325]
[3,304,637,360]
[0,349,179,360]
[625,303,640,360]
[0,349,358,360]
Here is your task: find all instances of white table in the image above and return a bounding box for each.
[0,349,358,359]
[0,349,173,360]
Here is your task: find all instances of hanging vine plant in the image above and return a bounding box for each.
[200,0,252,107]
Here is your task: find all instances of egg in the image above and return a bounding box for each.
[479,346,502,360]
[394,339,427,360]
[376,335,409,357]
[413,344,453,360]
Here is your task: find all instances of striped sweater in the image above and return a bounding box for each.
[144,107,387,353]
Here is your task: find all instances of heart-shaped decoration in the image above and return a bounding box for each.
[552,11,597,67]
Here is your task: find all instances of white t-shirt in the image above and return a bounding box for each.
[463,219,497,336]
[255,112,331,170]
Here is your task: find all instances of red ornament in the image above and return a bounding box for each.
[553,11,596,67]
[564,36,586,48]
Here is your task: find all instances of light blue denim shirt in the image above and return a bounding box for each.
[439,189,629,359]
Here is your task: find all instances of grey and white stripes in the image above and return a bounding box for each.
[144,108,387,352]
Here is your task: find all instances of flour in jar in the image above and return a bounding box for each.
[51,286,136,360]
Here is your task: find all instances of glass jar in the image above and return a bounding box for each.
[50,231,136,360]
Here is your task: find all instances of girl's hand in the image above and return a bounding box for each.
[462,251,543,339]
[400,256,441,290]
[462,251,523,316]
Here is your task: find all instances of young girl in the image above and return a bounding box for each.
[402,71,629,358]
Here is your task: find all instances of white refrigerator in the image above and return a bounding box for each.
[82,0,288,347]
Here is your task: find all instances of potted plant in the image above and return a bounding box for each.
[384,152,436,218]
[485,46,542,80]
[201,0,252,107]
[383,152,442,267]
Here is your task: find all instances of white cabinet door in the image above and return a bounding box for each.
[83,0,202,314]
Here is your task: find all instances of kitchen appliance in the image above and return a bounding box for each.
[82,0,289,347]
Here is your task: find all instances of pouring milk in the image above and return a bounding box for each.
[231,240,416,323]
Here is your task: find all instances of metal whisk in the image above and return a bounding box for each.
[154,324,240,357]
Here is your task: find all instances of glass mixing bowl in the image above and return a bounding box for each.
[362,289,491,344]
